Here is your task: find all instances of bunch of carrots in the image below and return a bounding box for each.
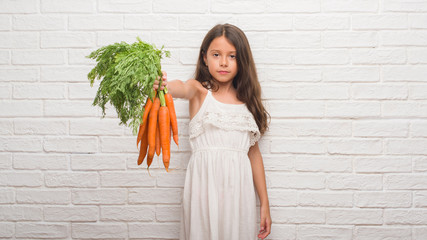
[136,87,178,172]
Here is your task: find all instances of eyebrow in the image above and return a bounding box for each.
[209,49,236,54]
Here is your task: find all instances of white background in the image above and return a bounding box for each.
[1,0,427,239]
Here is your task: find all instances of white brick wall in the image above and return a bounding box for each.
[0,0,426,239]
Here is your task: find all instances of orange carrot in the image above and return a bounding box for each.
[137,92,156,147]
[155,120,161,156]
[147,97,160,168]
[158,106,171,171]
[137,122,149,165]
[164,92,178,146]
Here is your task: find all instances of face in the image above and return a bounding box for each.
[203,35,238,85]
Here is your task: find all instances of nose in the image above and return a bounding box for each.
[220,56,228,67]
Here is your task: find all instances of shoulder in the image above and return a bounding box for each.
[186,79,208,100]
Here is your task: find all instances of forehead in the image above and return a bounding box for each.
[208,36,236,52]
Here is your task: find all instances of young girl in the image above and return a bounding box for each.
[154,24,271,240]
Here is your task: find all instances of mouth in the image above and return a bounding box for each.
[218,71,229,74]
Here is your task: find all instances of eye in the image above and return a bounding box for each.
[230,55,236,59]
[213,53,219,57]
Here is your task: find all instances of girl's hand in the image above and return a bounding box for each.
[258,204,272,239]
[154,71,167,90]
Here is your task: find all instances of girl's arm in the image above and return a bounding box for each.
[248,142,271,239]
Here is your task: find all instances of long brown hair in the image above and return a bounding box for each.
[194,24,269,135]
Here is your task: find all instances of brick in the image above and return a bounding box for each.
[152,31,205,48]
[0,50,9,64]
[295,156,352,172]
[414,157,427,172]
[0,15,10,30]
[129,222,180,239]
[271,138,325,154]
[267,33,321,49]
[355,191,411,208]
[41,32,95,48]
[44,206,98,221]
[408,48,427,63]
[263,155,294,171]
[97,31,151,46]
[385,209,427,224]
[0,206,42,221]
[211,0,264,13]
[398,138,427,155]
[327,209,382,224]
[13,15,66,30]
[156,171,186,187]
[44,136,98,153]
[355,157,412,173]
[253,49,292,65]
[328,174,382,190]
[409,84,427,99]
[384,0,427,12]
[0,67,39,82]
[0,222,14,238]
[0,83,10,98]
[69,49,96,65]
[129,188,182,204]
[236,15,292,31]
[352,84,407,99]
[0,153,12,169]
[298,225,352,240]
[45,172,98,187]
[326,102,381,118]
[355,227,411,240]
[0,189,14,204]
[12,50,65,65]
[100,206,155,221]
[71,154,125,170]
[299,191,352,207]
[69,15,123,30]
[352,14,408,29]
[296,49,350,65]
[267,0,320,13]
[412,121,427,137]
[154,0,208,13]
[72,188,127,205]
[295,15,349,30]
[271,207,325,224]
[0,120,13,135]
[266,67,322,82]
[414,228,427,239]
[156,205,181,222]
[382,31,427,46]
[125,15,178,30]
[0,0,37,13]
[268,190,297,207]
[41,66,93,82]
[261,85,293,100]
[0,137,43,152]
[414,191,427,207]
[44,100,98,117]
[16,189,70,204]
[0,32,38,49]
[268,173,325,189]
[101,171,156,187]
[13,83,65,99]
[384,102,427,118]
[269,224,296,240]
[383,66,427,82]
[41,0,95,13]
[0,100,42,117]
[16,223,68,239]
[268,101,324,118]
[352,48,406,64]
[70,119,123,136]
[353,120,408,137]
[323,0,378,12]
[68,82,98,99]
[385,174,427,190]
[100,137,138,153]
[13,153,68,170]
[323,67,379,82]
[179,15,237,31]
[72,223,127,239]
[296,84,349,99]
[324,32,377,48]
[14,119,67,135]
[99,0,151,13]
[0,172,42,187]
[410,14,427,29]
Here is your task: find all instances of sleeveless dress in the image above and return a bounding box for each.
[179,90,261,240]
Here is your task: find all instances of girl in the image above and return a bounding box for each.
[154,24,271,240]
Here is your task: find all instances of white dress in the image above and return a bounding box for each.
[180,90,261,240]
